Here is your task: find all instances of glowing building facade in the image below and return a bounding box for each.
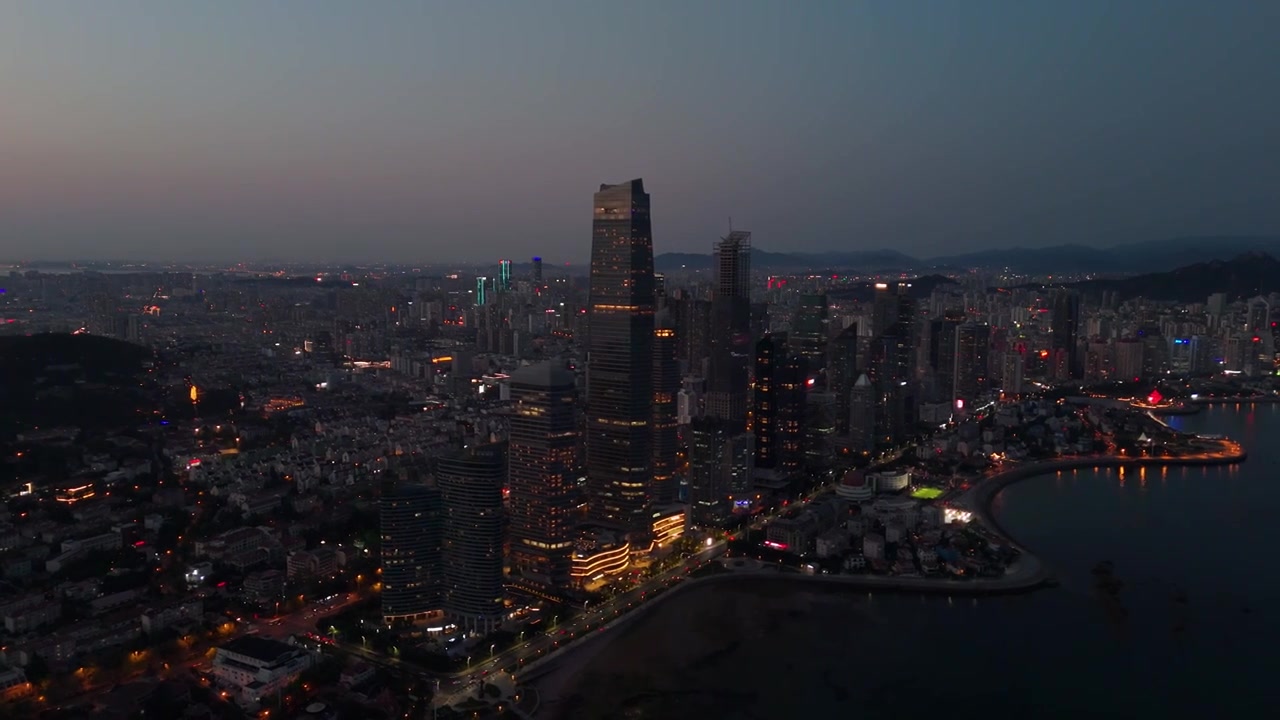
[585,179,656,538]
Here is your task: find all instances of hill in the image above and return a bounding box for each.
[1071,251,1280,302]
[0,334,156,438]
[654,235,1280,274]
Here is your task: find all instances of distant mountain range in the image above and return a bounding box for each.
[1071,251,1280,303]
[653,236,1280,274]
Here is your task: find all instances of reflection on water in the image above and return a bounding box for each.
[553,405,1277,719]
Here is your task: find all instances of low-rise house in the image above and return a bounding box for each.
[212,637,313,708]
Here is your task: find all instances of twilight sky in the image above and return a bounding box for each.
[2,1,1277,264]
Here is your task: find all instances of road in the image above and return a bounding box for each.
[438,541,727,692]
[257,591,366,641]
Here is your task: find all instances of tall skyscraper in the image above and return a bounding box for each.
[498,259,512,292]
[476,277,489,306]
[652,310,680,505]
[687,418,754,524]
[752,333,787,470]
[586,179,656,538]
[508,363,578,592]
[955,323,991,407]
[872,282,913,337]
[848,373,876,452]
[928,316,962,403]
[792,294,829,381]
[775,354,809,471]
[706,231,753,426]
[1050,290,1081,380]
[380,482,443,623]
[436,446,505,634]
[869,326,915,448]
[753,334,808,472]
[829,324,860,435]
[532,256,544,286]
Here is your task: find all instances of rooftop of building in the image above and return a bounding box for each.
[219,636,298,664]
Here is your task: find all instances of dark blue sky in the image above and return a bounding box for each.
[2,1,1277,263]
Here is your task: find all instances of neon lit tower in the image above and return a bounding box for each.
[475,277,488,306]
[498,259,512,292]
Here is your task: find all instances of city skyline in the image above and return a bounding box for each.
[3,2,1279,263]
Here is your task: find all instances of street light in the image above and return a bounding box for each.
[490,643,497,659]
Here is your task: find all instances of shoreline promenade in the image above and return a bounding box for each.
[523,439,1249,715]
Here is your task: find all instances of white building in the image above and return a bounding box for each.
[871,470,910,493]
[213,636,313,708]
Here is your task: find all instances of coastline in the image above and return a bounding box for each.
[967,444,1248,539]
[1190,396,1280,405]
[528,444,1249,713]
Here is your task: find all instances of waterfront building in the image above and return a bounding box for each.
[437,446,506,634]
[379,482,443,623]
[586,179,657,539]
[507,363,578,592]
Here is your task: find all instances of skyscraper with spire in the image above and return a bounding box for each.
[586,179,656,538]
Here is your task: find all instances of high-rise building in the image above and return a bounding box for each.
[687,418,754,524]
[380,482,443,623]
[955,323,991,407]
[1001,351,1025,395]
[755,332,808,472]
[848,374,876,452]
[532,256,544,286]
[829,324,860,435]
[705,231,753,427]
[507,363,579,592]
[1050,291,1081,380]
[775,354,809,471]
[586,179,656,538]
[792,294,829,381]
[436,446,505,634]
[872,282,915,337]
[498,260,512,292]
[752,333,787,470]
[928,317,962,403]
[476,277,489,306]
[652,310,680,505]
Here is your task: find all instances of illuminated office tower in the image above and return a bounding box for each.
[498,259,512,292]
[652,310,680,505]
[753,334,807,472]
[508,363,578,591]
[532,256,544,286]
[476,277,489,306]
[586,179,656,538]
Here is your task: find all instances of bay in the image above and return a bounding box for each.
[543,404,1279,719]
